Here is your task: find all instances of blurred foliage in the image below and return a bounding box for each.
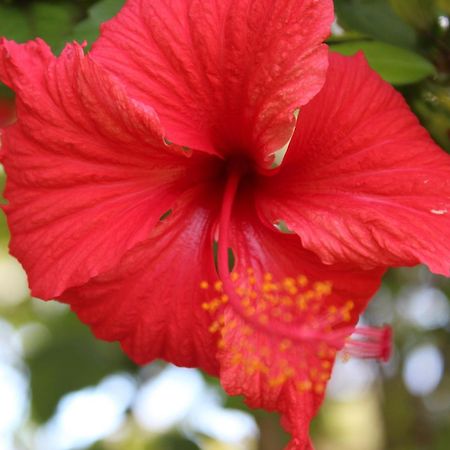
[331,40,436,85]
[0,1,449,450]
[26,308,134,423]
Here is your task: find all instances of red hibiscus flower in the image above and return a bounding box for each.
[1,0,449,448]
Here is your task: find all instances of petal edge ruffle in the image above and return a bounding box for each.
[259,52,450,275]
[0,38,206,298]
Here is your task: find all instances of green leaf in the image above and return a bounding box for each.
[331,41,436,85]
[0,4,33,42]
[69,0,124,48]
[335,0,417,49]
[28,1,79,53]
[0,83,14,99]
[389,0,437,32]
[408,79,450,152]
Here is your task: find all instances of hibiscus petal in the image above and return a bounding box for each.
[0,38,205,298]
[211,200,384,449]
[90,0,333,163]
[59,186,221,374]
[259,52,450,275]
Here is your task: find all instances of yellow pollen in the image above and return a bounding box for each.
[202,267,352,395]
[279,339,292,352]
[314,383,325,394]
[328,305,338,314]
[259,314,269,325]
[209,321,221,333]
[263,273,273,282]
[232,352,243,365]
[297,380,313,392]
[236,286,246,296]
[314,281,333,296]
[321,360,331,369]
[345,300,355,310]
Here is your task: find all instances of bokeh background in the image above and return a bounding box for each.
[0,0,449,449]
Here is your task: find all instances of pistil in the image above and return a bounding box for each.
[211,161,392,363]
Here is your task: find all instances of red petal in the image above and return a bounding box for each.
[259,53,450,275]
[90,0,333,163]
[212,200,383,448]
[0,39,207,298]
[59,186,221,374]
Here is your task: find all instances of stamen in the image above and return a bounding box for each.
[200,160,392,392]
[344,325,392,362]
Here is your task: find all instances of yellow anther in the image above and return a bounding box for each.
[321,360,331,369]
[281,296,294,306]
[207,299,221,312]
[232,352,243,365]
[318,350,326,359]
[342,310,351,322]
[259,314,269,325]
[284,367,295,378]
[314,281,332,295]
[263,273,273,282]
[297,296,307,310]
[297,275,309,287]
[297,380,313,392]
[220,294,229,303]
[201,302,211,311]
[320,372,330,382]
[314,383,325,394]
[269,375,287,387]
[245,306,256,316]
[230,272,239,282]
[264,293,276,303]
[247,267,255,275]
[345,300,355,310]
[200,280,209,290]
[262,282,277,293]
[217,339,225,349]
[279,339,292,352]
[236,286,245,296]
[248,276,256,285]
[282,277,296,288]
[328,305,338,314]
[214,280,223,292]
[208,321,221,333]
